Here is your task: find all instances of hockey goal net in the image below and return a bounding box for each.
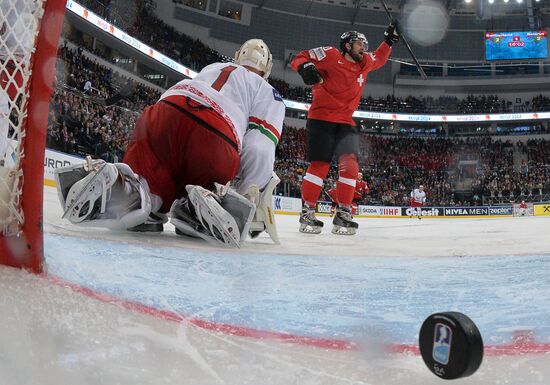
[513,202,534,217]
[0,0,66,273]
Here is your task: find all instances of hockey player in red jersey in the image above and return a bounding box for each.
[327,172,370,215]
[291,23,399,235]
[354,172,370,202]
[54,39,285,247]
[519,200,528,216]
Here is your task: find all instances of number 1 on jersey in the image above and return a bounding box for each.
[211,65,237,91]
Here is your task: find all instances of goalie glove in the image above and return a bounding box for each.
[297,62,323,86]
[384,20,400,46]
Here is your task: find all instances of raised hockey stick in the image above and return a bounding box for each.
[379,0,428,80]
[78,79,136,107]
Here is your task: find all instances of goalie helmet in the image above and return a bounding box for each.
[234,38,273,80]
[340,31,368,53]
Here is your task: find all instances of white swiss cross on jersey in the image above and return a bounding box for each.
[357,74,364,86]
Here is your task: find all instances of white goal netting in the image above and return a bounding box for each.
[0,0,45,235]
[513,202,534,217]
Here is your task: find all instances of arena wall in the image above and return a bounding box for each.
[42,150,546,219]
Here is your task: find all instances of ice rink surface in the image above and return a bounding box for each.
[2,186,550,385]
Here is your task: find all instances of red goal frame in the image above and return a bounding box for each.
[0,0,67,273]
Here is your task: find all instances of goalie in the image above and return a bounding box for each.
[55,38,285,247]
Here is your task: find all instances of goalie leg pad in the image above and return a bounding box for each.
[169,197,223,244]
[57,159,118,223]
[55,157,153,230]
[214,183,255,243]
[170,198,210,240]
[171,185,241,248]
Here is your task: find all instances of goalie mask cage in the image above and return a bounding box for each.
[0,0,66,273]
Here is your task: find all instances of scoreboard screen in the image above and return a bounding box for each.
[485,31,548,61]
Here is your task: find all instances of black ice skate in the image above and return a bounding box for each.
[170,197,211,238]
[128,212,167,232]
[332,206,358,235]
[299,204,323,234]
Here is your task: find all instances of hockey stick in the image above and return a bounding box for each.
[379,0,428,80]
[94,80,136,107]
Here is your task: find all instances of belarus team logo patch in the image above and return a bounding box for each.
[272,89,283,102]
[432,323,452,365]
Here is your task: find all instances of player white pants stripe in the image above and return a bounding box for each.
[338,176,356,187]
[304,172,324,186]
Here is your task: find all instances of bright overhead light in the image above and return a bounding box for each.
[503,0,509,3]
[465,0,471,3]
[488,0,494,3]
[516,0,523,3]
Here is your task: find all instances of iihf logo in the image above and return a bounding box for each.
[432,323,452,365]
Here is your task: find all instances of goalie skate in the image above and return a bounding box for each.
[331,206,358,235]
[299,204,323,234]
[170,185,241,248]
[170,197,216,242]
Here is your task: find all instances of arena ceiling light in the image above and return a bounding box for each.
[488,0,494,4]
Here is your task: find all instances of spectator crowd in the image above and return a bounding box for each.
[44,0,550,207]
[73,0,550,115]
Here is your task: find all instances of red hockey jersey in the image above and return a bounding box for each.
[327,180,369,203]
[291,42,391,125]
[354,180,369,201]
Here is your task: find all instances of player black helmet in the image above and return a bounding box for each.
[340,31,368,53]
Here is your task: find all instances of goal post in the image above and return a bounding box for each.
[0,0,67,273]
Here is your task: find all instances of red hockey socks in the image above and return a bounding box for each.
[336,153,358,207]
[301,161,330,207]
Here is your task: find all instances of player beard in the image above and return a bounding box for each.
[349,50,363,63]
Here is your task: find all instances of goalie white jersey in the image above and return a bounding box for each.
[160,63,285,194]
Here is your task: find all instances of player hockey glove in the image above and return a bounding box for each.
[384,20,400,46]
[298,62,323,85]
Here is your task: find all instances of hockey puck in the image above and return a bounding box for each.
[419,312,483,380]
